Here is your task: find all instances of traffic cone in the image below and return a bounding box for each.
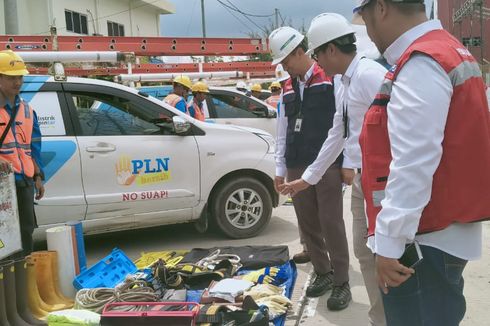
[46,251,75,305]
[30,252,72,309]
[25,256,63,318]
[1,260,31,326]
[0,266,12,326]
[14,259,47,325]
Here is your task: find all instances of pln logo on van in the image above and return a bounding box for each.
[116,156,171,186]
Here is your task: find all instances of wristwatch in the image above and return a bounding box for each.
[33,172,45,181]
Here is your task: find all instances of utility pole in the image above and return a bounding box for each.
[479,0,484,65]
[275,8,279,29]
[201,0,207,37]
[4,0,19,34]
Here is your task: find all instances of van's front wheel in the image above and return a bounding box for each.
[212,177,272,239]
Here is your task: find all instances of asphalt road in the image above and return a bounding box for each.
[51,189,489,326]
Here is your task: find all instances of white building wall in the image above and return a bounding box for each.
[0,0,170,36]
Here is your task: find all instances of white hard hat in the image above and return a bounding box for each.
[236,81,247,90]
[353,0,370,13]
[306,13,355,55]
[269,26,305,65]
[275,64,290,82]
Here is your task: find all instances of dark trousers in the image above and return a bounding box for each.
[382,245,467,326]
[15,181,36,256]
[288,164,349,285]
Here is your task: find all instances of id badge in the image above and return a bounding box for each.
[294,118,302,132]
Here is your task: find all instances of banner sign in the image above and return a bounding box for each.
[0,172,22,259]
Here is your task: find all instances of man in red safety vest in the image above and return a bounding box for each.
[356,0,490,324]
[265,82,281,109]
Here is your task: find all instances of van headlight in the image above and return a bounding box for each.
[255,133,276,154]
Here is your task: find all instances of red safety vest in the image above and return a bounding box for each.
[189,101,205,121]
[265,95,280,109]
[360,29,490,236]
[0,101,35,177]
[164,94,189,115]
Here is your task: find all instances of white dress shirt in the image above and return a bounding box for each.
[368,20,482,261]
[301,54,387,185]
[275,64,315,178]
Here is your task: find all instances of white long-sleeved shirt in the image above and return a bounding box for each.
[368,20,482,261]
[275,64,315,178]
[301,54,387,185]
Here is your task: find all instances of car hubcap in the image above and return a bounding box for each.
[225,188,263,229]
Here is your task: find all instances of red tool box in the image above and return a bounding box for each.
[100,302,200,326]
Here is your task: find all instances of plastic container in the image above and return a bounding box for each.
[73,248,137,290]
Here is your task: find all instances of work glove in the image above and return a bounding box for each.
[240,267,279,284]
[255,294,292,318]
[244,284,285,300]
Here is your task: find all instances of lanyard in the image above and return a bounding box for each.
[343,103,349,139]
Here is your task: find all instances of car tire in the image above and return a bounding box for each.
[212,177,272,239]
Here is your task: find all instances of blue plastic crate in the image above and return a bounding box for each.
[73,248,137,290]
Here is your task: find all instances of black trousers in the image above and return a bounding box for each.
[15,180,36,256]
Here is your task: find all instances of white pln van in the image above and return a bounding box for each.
[23,76,282,239]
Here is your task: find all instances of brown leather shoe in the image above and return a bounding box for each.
[292,251,310,264]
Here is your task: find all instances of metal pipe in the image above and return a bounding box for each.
[117,71,244,82]
[19,51,128,63]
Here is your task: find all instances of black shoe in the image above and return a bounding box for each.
[306,272,333,297]
[327,282,351,311]
[292,251,310,264]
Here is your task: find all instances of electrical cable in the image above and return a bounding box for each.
[216,0,274,18]
[221,0,268,35]
[75,279,159,313]
[216,1,255,34]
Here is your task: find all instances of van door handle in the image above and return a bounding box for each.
[85,145,116,153]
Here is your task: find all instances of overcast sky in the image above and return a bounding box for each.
[161,0,434,37]
[161,0,359,37]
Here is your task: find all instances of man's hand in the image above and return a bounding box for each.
[341,168,355,185]
[376,255,415,294]
[0,158,12,174]
[274,176,286,193]
[281,179,310,197]
[34,177,45,200]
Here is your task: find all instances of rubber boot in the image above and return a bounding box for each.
[47,251,74,305]
[2,260,32,326]
[0,266,12,326]
[14,259,47,325]
[30,252,71,309]
[25,256,62,316]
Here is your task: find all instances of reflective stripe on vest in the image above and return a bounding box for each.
[164,94,189,114]
[265,95,280,109]
[0,101,35,177]
[190,102,205,121]
[360,29,490,236]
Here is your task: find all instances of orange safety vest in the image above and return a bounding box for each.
[360,29,490,236]
[189,101,205,121]
[0,101,35,177]
[164,94,189,115]
[265,95,280,109]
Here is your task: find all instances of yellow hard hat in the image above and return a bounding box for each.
[251,83,262,92]
[269,81,281,90]
[191,81,209,93]
[173,75,192,89]
[0,50,29,76]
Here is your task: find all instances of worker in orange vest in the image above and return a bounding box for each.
[164,75,192,115]
[250,83,262,99]
[265,81,281,109]
[188,81,208,121]
[0,50,45,256]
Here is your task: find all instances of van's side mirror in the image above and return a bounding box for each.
[173,116,191,134]
[268,110,277,118]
